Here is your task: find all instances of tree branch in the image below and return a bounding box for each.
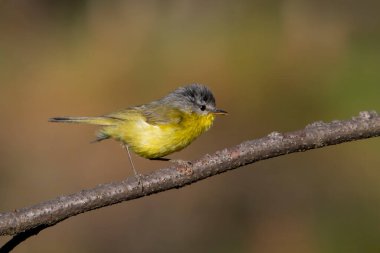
[1,111,379,242]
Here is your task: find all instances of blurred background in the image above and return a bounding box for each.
[0,0,380,252]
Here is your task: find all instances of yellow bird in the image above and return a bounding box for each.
[49,84,227,178]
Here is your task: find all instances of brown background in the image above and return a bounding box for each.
[1,1,380,252]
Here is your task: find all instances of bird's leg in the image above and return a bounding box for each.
[122,143,143,187]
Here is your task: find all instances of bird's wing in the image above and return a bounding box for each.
[104,105,183,125]
[104,107,141,121]
[142,104,183,125]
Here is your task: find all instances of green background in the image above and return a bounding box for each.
[0,1,379,252]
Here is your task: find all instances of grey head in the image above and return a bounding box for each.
[162,84,227,115]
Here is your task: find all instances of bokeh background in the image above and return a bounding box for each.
[1,1,380,252]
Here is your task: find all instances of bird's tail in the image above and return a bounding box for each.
[48,116,119,126]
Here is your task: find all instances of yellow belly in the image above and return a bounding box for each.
[103,113,215,158]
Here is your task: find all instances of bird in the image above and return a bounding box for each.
[49,84,227,179]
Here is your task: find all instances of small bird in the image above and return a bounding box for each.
[49,84,227,178]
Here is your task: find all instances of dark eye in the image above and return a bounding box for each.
[200,105,206,111]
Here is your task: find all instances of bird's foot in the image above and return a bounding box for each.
[169,160,194,176]
[150,157,193,175]
[169,159,192,167]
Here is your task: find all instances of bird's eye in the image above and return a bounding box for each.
[200,105,206,111]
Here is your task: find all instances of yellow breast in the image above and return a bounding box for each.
[104,112,215,158]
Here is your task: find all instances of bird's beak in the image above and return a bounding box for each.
[211,108,228,115]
